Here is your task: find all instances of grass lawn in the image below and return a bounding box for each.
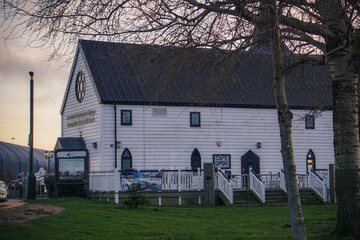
[0,198,354,240]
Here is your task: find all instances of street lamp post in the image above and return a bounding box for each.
[26,71,36,200]
[44,151,54,176]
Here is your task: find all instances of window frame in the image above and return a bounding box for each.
[190,112,201,127]
[75,71,86,103]
[191,148,202,171]
[306,149,316,173]
[121,148,132,170]
[305,114,315,129]
[121,110,132,126]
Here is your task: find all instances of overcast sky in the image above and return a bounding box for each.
[0,27,71,150]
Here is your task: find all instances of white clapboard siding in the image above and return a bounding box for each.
[99,104,334,175]
[61,51,101,170]
[62,51,335,174]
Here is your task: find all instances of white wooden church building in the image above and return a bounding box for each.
[58,40,334,185]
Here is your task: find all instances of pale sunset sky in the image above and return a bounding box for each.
[0,26,71,150]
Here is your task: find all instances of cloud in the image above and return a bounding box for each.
[0,31,70,149]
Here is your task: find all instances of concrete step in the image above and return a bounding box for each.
[299,189,323,205]
[232,189,323,206]
[265,190,287,204]
[233,190,261,205]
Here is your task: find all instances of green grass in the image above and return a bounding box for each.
[0,198,354,240]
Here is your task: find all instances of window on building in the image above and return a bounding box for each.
[121,148,132,170]
[75,71,86,103]
[305,115,315,129]
[190,112,201,127]
[191,148,201,171]
[121,110,132,125]
[306,149,316,173]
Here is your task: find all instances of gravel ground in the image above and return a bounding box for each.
[0,199,64,225]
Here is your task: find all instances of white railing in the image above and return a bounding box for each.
[279,170,287,192]
[297,174,309,189]
[89,169,203,192]
[315,169,329,188]
[249,169,266,203]
[259,173,280,189]
[315,169,328,180]
[231,174,249,190]
[279,170,309,191]
[161,171,179,190]
[161,169,203,191]
[88,168,328,204]
[216,170,233,204]
[233,171,309,192]
[309,169,327,202]
[89,170,116,192]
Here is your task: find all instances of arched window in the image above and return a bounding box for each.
[306,149,316,173]
[75,71,86,103]
[191,148,201,171]
[121,148,132,170]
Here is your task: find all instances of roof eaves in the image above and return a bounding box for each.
[60,45,81,115]
[100,100,332,110]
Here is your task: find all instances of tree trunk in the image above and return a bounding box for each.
[317,0,360,237]
[268,1,306,239]
[329,53,360,237]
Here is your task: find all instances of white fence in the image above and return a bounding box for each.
[231,174,249,190]
[162,170,203,191]
[89,170,116,192]
[259,173,280,189]
[89,169,203,192]
[89,168,329,204]
[297,174,309,189]
[249,169,266,203]
[279,170,287,192]
[216,171,233,204]
[309,169,327,202]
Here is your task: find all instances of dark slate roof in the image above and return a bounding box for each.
[54,137,87,151]
[0,141,53,179]
[78,39,332,109]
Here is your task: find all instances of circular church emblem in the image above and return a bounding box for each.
[75,71,86,103]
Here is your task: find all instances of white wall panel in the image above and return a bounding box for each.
[61,51,101,171]
[100,105,334,175]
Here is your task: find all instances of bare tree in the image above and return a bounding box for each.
[0,1,314,239]
[267,1,306,239]
[6,0,358,239]
[317,1,360,236]
[272,1,360,237]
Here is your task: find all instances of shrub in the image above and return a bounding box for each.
[44,176,55,198]
[123,185,148,208]
[57,183,86,198]
[44,176,86,198]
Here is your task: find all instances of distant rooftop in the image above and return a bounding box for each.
[0,141,51,178]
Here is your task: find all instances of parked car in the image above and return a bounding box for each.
[0,180,8,201]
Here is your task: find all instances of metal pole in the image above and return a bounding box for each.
[48,156,50,176]
[26,71,36,200]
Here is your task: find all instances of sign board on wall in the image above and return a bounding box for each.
[54,149,89,199]
[66,109,96,128]
[56,150,87,180]
[213,154,231,169]
[58,158,85,180]
[120,171,163,192]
